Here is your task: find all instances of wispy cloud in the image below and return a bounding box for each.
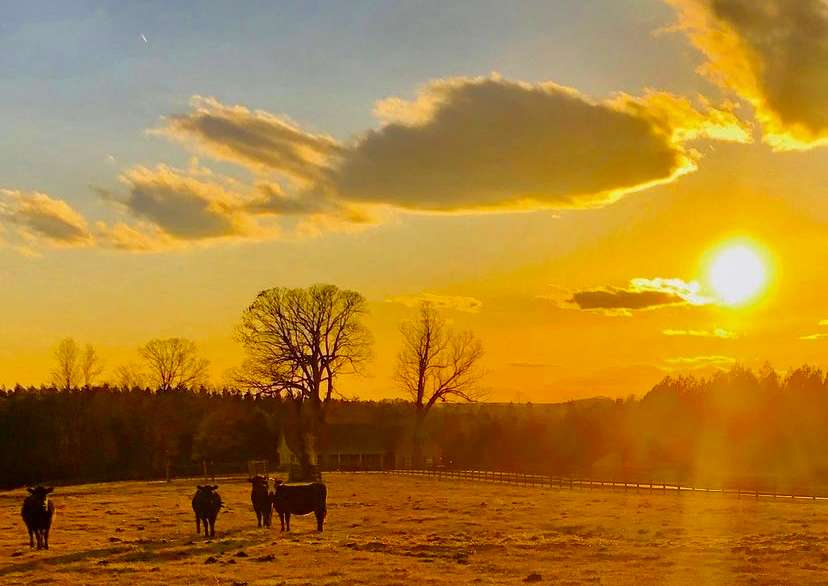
[508,362,559,369]
[95,164,366,250]
[152,96,343,185]
[663,328,737,339]
[800,333,828,341]
[387,293,483,313]
[664,355,736,369]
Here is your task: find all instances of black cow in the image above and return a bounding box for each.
[192,485,222,537]
[272,480,327,532]
[21,486,55,550]
[248,475,272,528]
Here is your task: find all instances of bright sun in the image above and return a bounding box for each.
[708,244,767,306]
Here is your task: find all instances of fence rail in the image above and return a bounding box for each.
[374,468,828,502]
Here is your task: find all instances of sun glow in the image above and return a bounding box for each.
[708,244,768,306]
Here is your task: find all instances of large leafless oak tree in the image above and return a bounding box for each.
[395,303,484,466]
[235,284,372,479]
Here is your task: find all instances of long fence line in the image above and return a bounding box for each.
[373,468,828,503]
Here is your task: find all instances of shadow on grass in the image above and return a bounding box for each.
[0,526,279,577]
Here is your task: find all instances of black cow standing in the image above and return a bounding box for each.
[272,480,327,532]
[249,475,272,528]
[21,486,55,550]
[192,485,222,537]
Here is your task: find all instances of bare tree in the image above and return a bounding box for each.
[113,363,146,390]
[80,344,104,387]
[139,338,209,391]
[235,284,372,479]
[50,338,80,390]
[395,303,484,466]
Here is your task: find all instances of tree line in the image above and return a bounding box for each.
[4,363,828,491]
[6,283,828,491]
[6,284,485,481]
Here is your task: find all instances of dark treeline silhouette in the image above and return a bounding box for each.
[3,363,828,491]
[0,386,281,489]
[435,364,828,491]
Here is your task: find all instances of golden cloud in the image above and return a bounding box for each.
[666,0,828,149]
[0,189,93,248]
[566,277,714,315]
[152,96,343,185]
[95,164,368,250]
[333,77,749,211]
[115,165,259,240]
[156,78,749,216]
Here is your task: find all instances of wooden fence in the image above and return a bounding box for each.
[374,468,828,502]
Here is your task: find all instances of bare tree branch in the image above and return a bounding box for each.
[395,303,485,414]
[50,338,80,390]
[80,344,104,387]
[139,338,209,391]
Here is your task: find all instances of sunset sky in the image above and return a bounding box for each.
[2,1,828,401]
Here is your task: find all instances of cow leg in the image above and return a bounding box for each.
[35,530,42,550]
[315,509,326,532]
[43,527,49,550]
[27,527,34,548]
[195,514,201,534]
[209,516,216,538]
[256,510,262,528]
[285,513,290,532]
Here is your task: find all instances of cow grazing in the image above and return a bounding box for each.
[249,475,272,528]
[272,480,327,532]
[21,486,55,550]
[192,485,222,537]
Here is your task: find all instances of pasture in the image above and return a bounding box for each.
[1,472,827,584]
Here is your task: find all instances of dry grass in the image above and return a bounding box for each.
[2,472,828,584]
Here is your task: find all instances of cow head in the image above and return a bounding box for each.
[196,485,219,493]
[249,475,268,486]
[26,486,53,509]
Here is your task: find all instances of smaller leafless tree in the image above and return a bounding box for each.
[114,363,146,390]
[80,344,104,387]
[50,338,80,390]
[395,303,484,465]
[139,338,209,391]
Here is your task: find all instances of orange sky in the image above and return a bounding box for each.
[2,1,828,401]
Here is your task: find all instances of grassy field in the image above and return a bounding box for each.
[2,473,828,585]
